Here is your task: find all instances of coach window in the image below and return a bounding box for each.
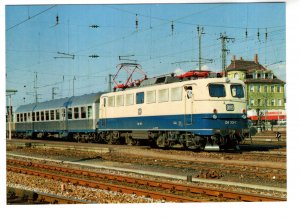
[74,107,79,119]
[126,94,134,106]
[27,112,31,122]
[36,112,40,121]
[67,108,72,119]
[116,95,124,106]
[61,108,66,120]
[20,113,23,122]
[50,110,55,120]
[209,84,226,97]
[81,107,86,119]
[17,114,20,122]
[158,89,169,103]
[171,87,182,101]
[55,109,60,120]
[41,111,45,121]
[108,96,115,107]
[24,113,27,122]
[45,110,49,121]
[136,92,144,104]
[32,112,35,122]
[88,106,93,119]
[146,90,156,104]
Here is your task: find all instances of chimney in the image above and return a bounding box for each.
[254,54,258,64]
[240,57,243,61]
[232,55,236,68]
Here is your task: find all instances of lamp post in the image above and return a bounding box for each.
[6,89,18,140]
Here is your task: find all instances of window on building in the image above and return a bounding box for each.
[265,99,268,107]
[250,84,254,92]
[271,85,275,92]
[278,99,282,106]
[171,87,182,101]
[234,73,239,79]
[45,110,49,121]
[146,90,156,104]
[257,99,261,106]
[81,107,86,118]
[116,95,124,106]
[257,73,261,79]
[257,85,261,93]
[264,85,268,92]
[126,94,134,106]
[231,85,244,98]
[271,99,275,106]
[88,106,93,118]
[136,92,144,104]
[158,89,169,102]
[50,110,55,120]
[108,96,115,107]
[277,85,281,93]
[68,108,72,119]
[209,84,226,97]
[74,107,79,119]
[250,99,254,106]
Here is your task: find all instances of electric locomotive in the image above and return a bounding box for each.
[97,72,249,150]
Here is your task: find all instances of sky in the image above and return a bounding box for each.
[5,1,286,108]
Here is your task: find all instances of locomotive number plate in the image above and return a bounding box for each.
[226,104,234,111]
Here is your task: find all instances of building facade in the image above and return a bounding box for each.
[226,54,286,123]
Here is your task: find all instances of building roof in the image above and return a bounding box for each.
[226,59,266,72]
[244,78,285,84]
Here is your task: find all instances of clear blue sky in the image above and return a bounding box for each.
[5,2,286,108]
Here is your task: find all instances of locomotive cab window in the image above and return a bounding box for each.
[208,84,226,97]
[136,92,144,104]
[231,84,244,98]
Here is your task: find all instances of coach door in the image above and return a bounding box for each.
[99,96,107,128]
[184,85,194,126]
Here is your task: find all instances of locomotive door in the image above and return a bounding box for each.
[99,96,107,128]
[184,85,194,126]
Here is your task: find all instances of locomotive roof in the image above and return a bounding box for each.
[15,92,104,113]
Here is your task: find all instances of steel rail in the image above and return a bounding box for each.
[7,159,285,202]
[7,165,202,203]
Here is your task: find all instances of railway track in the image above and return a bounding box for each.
[7,186,89,204]
[7,158,285,202]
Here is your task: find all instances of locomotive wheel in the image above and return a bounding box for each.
[156,134,168,148]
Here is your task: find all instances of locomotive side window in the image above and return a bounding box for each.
[158,89,169,103]
[88,106,93,119]
[74,107,79,119]
[231,84,244,98]
[136,92,144,104]
[126,94,134,106]
[81,107,86,118]
[209,84,226,97]
[146,90,156,104]
[108,96,115,107]
[171,87,182,101]
[116,95,124,106]
[68,108,72,119]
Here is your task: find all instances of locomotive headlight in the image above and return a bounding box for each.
[212,114,218,119]
[242,114,247,119]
